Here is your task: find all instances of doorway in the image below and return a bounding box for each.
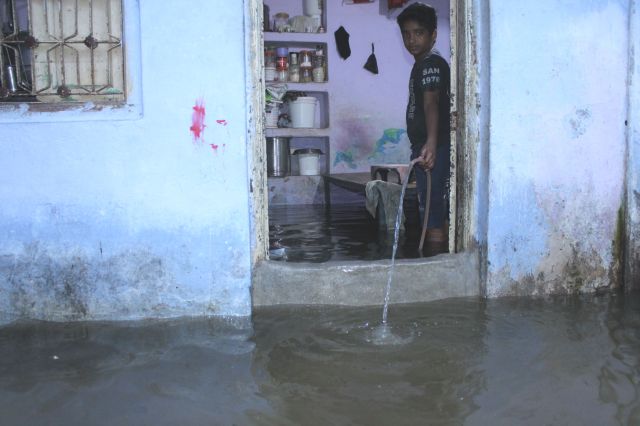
[246,0,480,268]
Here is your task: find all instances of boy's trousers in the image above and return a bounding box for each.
[410,143,451,229]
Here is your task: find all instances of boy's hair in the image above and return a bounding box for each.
[396,3,437,34]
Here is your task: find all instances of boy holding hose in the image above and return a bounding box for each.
[397,3,451,250]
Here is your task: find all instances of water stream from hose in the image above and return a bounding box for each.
[381,159,418,325]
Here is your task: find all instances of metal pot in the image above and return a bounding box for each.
[266,137,290,177]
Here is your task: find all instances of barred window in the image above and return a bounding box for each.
[0,0,125,103]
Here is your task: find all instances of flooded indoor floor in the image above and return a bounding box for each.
[1,292,639,425]
[268,202,447,262]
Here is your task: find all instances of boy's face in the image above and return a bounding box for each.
[400,20,436,60]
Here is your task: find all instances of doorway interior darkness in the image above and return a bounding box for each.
[246,0,481,265]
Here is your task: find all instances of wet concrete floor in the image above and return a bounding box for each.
[1,292,639,425]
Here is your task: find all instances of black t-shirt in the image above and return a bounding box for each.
[406,50,450,148]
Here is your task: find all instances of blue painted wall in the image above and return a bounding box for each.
[626,0,640,289]
[0,0,252,322]
[486,0,631,294]
[1,0,638,323]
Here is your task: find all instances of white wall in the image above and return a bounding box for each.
[0,0,253,322]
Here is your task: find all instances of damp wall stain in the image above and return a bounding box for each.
[2,245,174,322]
[0,241,251,324]
[0,207,253,324]
[487,178,624,296]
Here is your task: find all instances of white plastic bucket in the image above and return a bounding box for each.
[289,97,317,128]
[294,148,323,175]
[303,0,322,17]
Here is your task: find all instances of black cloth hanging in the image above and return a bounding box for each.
[364,43,378,74]
[334,26,351,59]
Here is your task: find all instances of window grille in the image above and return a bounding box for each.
[0,0,125,103]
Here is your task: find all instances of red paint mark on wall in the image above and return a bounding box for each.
[190,98,206,142]
[216,119,228,126]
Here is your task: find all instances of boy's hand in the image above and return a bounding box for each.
[420,142,436,170]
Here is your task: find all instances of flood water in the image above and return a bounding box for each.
[1,292,639,425]
[269,202,445,262]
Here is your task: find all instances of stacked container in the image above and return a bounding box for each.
[275,47,289,82]
[289,52,300,82]
[264,47,276,82]
[299,50,313,83]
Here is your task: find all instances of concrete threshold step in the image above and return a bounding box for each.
[252,251,480,307]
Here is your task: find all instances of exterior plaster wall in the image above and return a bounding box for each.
[627,0,640,291]
[0,0,253,323]
[486,0,630,295]
[2,0,639,322]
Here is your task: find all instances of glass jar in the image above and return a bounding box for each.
[289,64,300,82]
[288,52,299,82]
[300,67,312,83]
[313,46,324,67]
[276,56,288,71]
[265,66,276,82]
[299,50,312,68]
[264,47,276,68]
[276,69,289,82]
[289,52,299,66]
[312,67,325,83]
[312,46,325,82]
[276,47,289,57]
[274,13,289,32]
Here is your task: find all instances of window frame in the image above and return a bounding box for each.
[0,0,141,122]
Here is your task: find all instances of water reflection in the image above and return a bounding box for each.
[598,293,640,424]
[268,203,432,263]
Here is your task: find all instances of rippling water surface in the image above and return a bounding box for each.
[1,293,639,425]
[269,203,447,262]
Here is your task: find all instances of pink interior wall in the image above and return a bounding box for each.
[265,0,451,173]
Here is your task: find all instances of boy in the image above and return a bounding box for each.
[397,3,451,249]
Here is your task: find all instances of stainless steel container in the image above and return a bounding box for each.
[4,65,18,93]
[266,137,290,177]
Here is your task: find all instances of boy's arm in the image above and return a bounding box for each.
[419,90,440,170]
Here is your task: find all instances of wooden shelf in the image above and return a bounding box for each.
[265,127,330,138]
